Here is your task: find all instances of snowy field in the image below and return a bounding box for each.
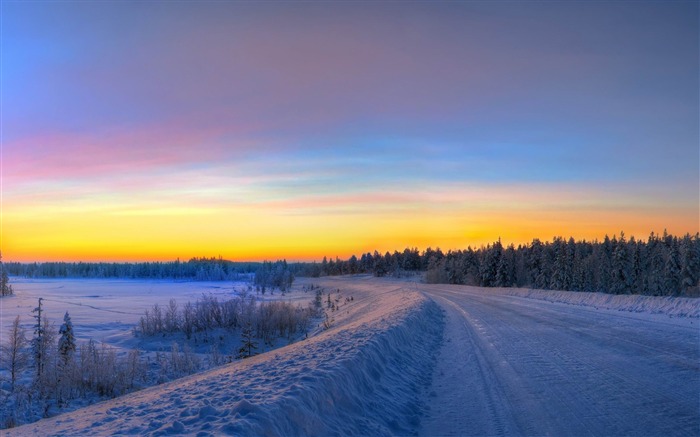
[7,276,442,436]
[0,277,308,352]
[5,276,700,436]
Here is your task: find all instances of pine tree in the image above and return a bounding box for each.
[58,312,77,365]
[610,232,631,294]
[0,252,13,296]
[552,237,572,291]
[496,244,516,287]
[526,239,544,288]
[680,234,699,292]
[647,236,666,296]
[664,239,682,296]
[480,240,502,287]
[629,238,644,293]
[373,250,388,277]
[571,241,586,291]
[597,235,613,292]
[238,322,258,359]
[32,298,45,378]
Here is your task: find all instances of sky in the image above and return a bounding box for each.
[2,1,698,262]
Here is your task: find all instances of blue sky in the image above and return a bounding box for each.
[2,1,698,261]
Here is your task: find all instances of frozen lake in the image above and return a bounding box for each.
[0,277,309,351]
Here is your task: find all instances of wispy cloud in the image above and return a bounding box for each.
[3,1,697,261]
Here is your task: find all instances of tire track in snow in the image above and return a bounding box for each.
[421,284,700,437]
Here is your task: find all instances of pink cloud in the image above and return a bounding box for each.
[4,123,261,184]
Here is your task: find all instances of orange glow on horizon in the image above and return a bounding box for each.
[4,191,697,263]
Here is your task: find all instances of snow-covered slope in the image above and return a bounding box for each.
[7,277,443,436]
[499,287,700,317]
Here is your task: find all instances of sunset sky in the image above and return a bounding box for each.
[2,1,698,262]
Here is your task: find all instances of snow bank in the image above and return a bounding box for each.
[500,288,700,318]
[7,280,444,436]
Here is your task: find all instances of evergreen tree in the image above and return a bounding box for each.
[238,322,258,359]
[32,298,45,378]
[537,243,553,289]
[526,239,544,288]
[680,234,699,292]
[664,239,682,296]
[647,235,666,296]
[0,252,13,296]
[496,244,516,287]
[610,232,631,294]
[58,312,77,364]
[552,237,573,291]
[581,255,597,292]
[571,240,586,291]
[480,240,502,287]
[373,250,388,277]
[629,238,644,293]
[348,255,359,274]
[597,235,613,292]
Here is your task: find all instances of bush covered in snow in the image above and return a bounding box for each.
[137,293,314,346]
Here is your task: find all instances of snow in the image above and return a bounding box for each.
[5,276,443,436]
[421,283,700,436]
[0,278,238,347]
[4,276,698,436]
[499,286,700,318]
[0,278,311,351]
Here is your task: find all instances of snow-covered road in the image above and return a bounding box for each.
[5,277,699,436]
[420,284,700,437]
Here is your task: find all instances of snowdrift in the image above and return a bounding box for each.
[502,288,700,318]
[7,280,444,436]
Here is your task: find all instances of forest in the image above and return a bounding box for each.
[296,232,699,296]
[3,257,258,281]
[3,232,699,296]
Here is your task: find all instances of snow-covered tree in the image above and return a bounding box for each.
[373,251,388,277]
[646,236,666,296]
[629,238,644,293]
[34,317,56,398]
[1,315,29,391]
[480,240,502,287]
[164,298,180,332]
[0,253,12,296]
[664,240,682,296]
[596,235,613,292]
[680,234,699,292]
[551,237,573,291]
[610,232,631,294]
[32,298,45,378]
[58,312,76,364]
[496,244,516,287]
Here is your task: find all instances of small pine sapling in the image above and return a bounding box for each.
[238,322,258,359]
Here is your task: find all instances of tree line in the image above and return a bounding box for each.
[254,260,294,293]
[294,232,699,296]
[4,257,259,281]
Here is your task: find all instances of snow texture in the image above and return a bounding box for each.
[500,286,700,317]
[6,277,443,436]
[4,276,698,436]
[421,283,700,436]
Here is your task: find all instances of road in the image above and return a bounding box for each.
[419,284,700,437]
